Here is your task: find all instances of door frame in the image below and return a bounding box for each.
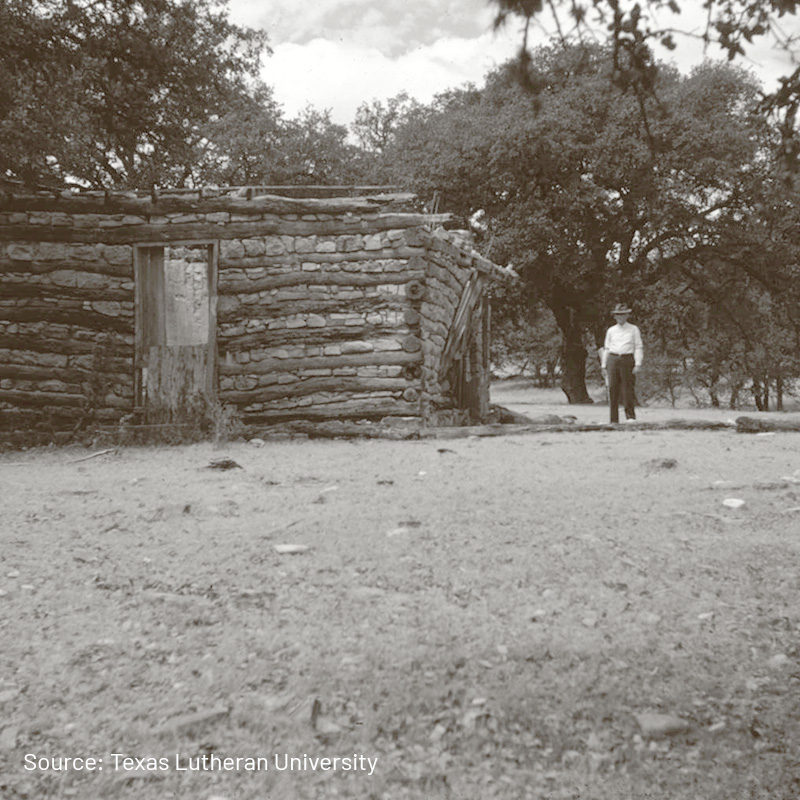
[133,239,219,410]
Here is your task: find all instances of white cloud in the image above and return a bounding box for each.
[263,29,520,125]
[230,0,800,127]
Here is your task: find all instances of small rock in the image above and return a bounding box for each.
[248,438,266,447]
[645,458,678,472]
[722,498,746,509]
[471,697,487,706]
[634,713,691,739]
[581,614,599,628]
[430,723,447,742]
[639,612,662,626]
[156,705,229,735]
[0,725,18,750]
[697,612,715,621]
[708,721,727,733]
[767,653,791,670]
[561,749,581,766]
[315,717,342,735]
[206,457,242,470]
[274,544,310,555]
[0,689,20,704]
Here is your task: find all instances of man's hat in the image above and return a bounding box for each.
[611,303,632,315]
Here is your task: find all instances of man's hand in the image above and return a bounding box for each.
[633,365,641,375]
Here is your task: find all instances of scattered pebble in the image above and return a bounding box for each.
[768,653,791,670]
[708,721,727,733]
[722,498,746,509]
[274,544,310,555]
[0,725,18,750]
[634,713,691,738]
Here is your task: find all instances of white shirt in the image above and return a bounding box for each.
[601,322,644,368]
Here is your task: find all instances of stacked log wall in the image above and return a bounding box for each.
[0,194,445,431]
[0,237,136,432]
[418,235,491,426]
[215,226,429,424]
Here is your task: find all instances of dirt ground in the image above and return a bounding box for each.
[2,383,800,800]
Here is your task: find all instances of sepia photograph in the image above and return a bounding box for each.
[2,1,800,798]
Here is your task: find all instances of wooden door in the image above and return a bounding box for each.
[134,242,217,421]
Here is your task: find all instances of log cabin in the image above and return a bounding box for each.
[0,187,514,438]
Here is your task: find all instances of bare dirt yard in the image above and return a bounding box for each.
[2,383,800,800]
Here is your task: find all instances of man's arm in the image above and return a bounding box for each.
[633,325,644,372]
[601,328,611,370]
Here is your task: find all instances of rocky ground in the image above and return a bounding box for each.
[2,383,800,799]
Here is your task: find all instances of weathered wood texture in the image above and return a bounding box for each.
[1,191,511,433]
[416,230,502,425]
[736,416,800,433]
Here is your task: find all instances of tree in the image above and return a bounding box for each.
[489,0,800,178]
[0,0,269,188]
[386,45,779,403]
[351,92,426,183]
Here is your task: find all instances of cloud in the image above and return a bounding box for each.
[231,0,498,55]
[263,28,519,125]
[232,0,800,128]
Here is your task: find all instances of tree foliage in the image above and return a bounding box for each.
[0,0,270,188]
[490,0,800,177]
[382,44,800,406]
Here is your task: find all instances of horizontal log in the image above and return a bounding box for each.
[0,259,132,278]
[0,192,434,217]
[219,268,424,295]
[0,389,87,408]
[239,398,420,424]
[219,256,414,275]
[273,420,421,440]
[218,323,410,352]
[0,283,132,302]
[0,407,87,431]
[218,295,410,325]
[219,350,421,375]
[0,363,132,384]
[222,377,414,405]
[736,416,800,433]
[0,218,435,245]
[0,333,133,359]
[0,307,134,333]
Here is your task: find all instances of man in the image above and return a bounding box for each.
[601,304,644,423]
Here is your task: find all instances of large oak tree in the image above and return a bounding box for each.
[385,46,781,402]
[0,0,269,188]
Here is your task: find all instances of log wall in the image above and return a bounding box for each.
[0,191,511,434]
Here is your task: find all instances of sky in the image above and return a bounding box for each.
[227,0,800,127]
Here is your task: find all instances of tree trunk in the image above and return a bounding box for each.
[549,301,592,404]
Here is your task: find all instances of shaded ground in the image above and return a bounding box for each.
[2,387,800,799]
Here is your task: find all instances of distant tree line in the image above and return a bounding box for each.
[357,46,800,411]
[0,0,366,189]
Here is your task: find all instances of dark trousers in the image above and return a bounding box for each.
[607,353,635,422]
